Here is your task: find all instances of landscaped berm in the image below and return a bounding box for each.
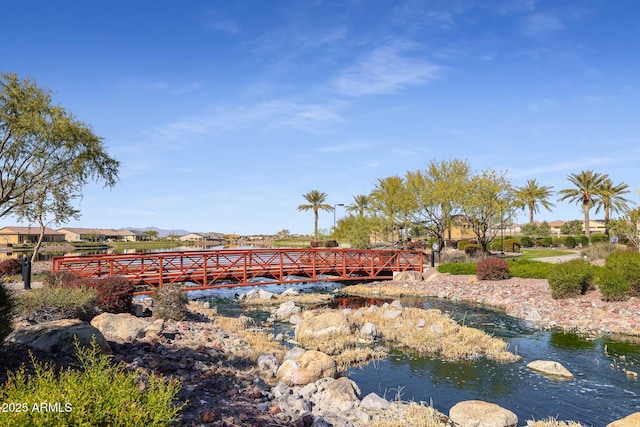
[0,256,638,426]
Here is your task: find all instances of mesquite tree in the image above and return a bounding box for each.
[1,72,119,262]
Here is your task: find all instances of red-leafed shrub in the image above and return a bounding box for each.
[69,276,135,314]
[0,258,23,276]
[476,257,510,280]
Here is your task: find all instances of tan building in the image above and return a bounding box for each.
[0,226,65,245]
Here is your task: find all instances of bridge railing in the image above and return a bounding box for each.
[51,248,424,291]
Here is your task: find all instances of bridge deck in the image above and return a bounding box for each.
[51,248,424,293]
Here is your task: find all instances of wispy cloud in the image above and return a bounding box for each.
[149,98,346,144]
[509,157,617,179]
[210,19,240,35]
[521,14,564,38]
[315,142,377,153]
[332,41,443,97]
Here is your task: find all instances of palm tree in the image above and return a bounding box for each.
[558,170,608,239]
[346,194,370,218]
[515,179,555,224]
[297,190,333,241]
[595,178,630,236]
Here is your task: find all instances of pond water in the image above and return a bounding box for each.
[193,282,640,426]
[347,298,640,426]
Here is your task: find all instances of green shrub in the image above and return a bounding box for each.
[464,244,481,256]
[152,283,188,320]
[16,287,97,323]
[547,259,593,299]
[590,233,607,244]
[502,239,521,253]
[520,236,533,247]
[476,257,510,280]
[552,237,564,247]
[564,236,576,249]
[0,339,184,426]
[42,271,81,288]
[437,262,476,275]
[605,251,640,296]
[0,283,15,342]
[578,235,590,247]
[508,259,552,279]
[596,268,630,301]
[0,258,22,276]
[456,241,470,251]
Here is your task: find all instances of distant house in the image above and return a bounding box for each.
[585,220,606,234]
[179,233,205,242]
[0,226,65,245]
[57,228,149,242]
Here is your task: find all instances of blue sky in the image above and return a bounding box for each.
[2,0,639,235]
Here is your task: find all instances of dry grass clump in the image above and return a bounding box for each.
[191,308,286,361]
[370,402,452,427]
[213,316,285,361]
[346,283,432,298]
[355,306,519,362]
[527,417,585,427]
[293,309,388,371]
[241,292,332,307]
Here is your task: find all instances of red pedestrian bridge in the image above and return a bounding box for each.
[51,248,425,294]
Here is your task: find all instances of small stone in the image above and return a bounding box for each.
[200,410,216,423]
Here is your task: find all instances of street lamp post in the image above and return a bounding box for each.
[333,203,344,231]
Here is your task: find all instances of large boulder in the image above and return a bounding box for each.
[607,412,640,427]
[527,360,574,378]
[449,400,517,427]
[276,350,337,386]
[5,319,111,355]
[393,271,424,283]
[312,377,361,412]
[90,313,164,342]
[295,310,352,342]
[273,300,301,321]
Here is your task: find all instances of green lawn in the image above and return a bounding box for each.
[519,248,576,259]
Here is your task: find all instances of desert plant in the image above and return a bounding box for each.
[564,236,577,249]
[16,287,97,323]
[605,250,640,296]
[581,242,624,261]
[595,268,629,302]
[42,271,81,288]
[0,258,23,276]
[547,259,593,299]
[0,339,184,426]
[439,250,471,264]
[476,257,510,280]
[152,283,188,320]
[0,283,14,342]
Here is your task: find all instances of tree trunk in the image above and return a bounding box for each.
[314,209,319,241]
[583,203,591,241]
[31,223,46,264]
